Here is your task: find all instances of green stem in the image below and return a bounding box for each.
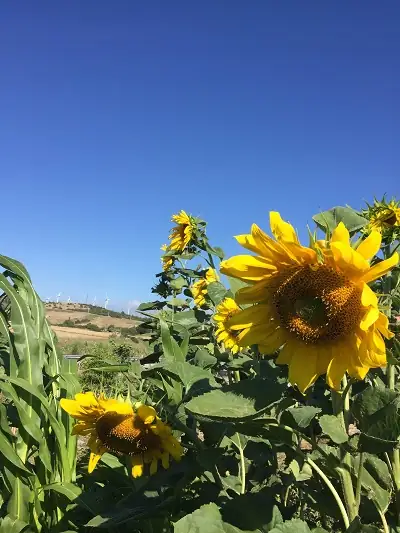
[355,452,364,514]
[331,390,357,522]
[234,370,241,383]
[307,457,350,530]
[376,505,390,533]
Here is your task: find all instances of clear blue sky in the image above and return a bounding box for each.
[1,2,398,309]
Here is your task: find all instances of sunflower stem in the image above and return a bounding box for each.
[355,452,364,514]
[331,389,357,522]
[306,457,350,530]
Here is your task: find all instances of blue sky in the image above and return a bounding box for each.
[1,2,398,309]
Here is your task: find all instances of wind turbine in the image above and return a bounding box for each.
[45,297,50,304]
[67,296,71,304]
[92,296,97,306]
[56,292,62,303]
[105,294,110,310]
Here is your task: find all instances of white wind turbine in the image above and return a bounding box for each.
[105,294,110,310]
[56,292,62,303]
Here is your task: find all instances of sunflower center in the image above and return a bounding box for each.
[382,211,397,226]
[274,265,363,343]
[96,412,161,456]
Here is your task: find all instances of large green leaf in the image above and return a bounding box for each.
[0,515,33,533]
[352,386,400,446]
[185,378,285,422]
[312,206,368,235]
[160,319,185,362]
[284,406,321,429]
[207,282,228,306]
[174,503,242,533]
[0,431,31,475]
[319,414,348,444]
[270,519,323,533]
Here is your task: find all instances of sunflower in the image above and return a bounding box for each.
[168,210,195,252]
[191,269,219,307]
[161,244,173,271]
[365,199,400,233]
[220,212,398,392]
[60,393,183,477]
[213,298,246,354]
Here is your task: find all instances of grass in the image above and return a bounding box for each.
[60,338,148,396]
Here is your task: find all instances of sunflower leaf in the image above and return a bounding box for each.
[284,406,321,429]
[319,414,348,444]
[207,282,228,305]
[185,377,285,422]
[313,206,368,235]
[173,503,243,533]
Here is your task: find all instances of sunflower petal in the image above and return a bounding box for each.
[226,304,272,330]
[360,253,399,284]
[88,450,104,474]
[360,307,380,331]
[270,212,299,244]
[356,231,381,260]
[131,455,144,478]
[330,242,370,277]
[326,356,347,390]
[288,351,318,393]
[220,255,276,281]
[331,222,350,245]
[137,405,157,425]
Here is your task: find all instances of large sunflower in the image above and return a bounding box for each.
[168,210,195,252]
[220,212,398,392]
[60,393,183,477]
[213,298,246,355]
[191,269,219,307]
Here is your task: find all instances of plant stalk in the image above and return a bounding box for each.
[331,389,357,521]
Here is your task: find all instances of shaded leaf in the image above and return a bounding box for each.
[207,282,228,306]
[319,414,348,444]
[284,406,321,429]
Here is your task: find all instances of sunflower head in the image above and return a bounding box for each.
[168,210,196,253]
[213,298,247,354]
[220,212,398,392]
[363,198,400,236]
[161,244,174,271]
[60,393,183,478]
[191,269,219,307]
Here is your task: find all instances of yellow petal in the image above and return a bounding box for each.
[137,405,157,425]
[162,436,184,461]
[275,342,293,365]
[316,345,333,375]
[235,280,273,304]
[361,283,378,308]
[330,242,370,277]
[360,307,380,331]
[220,255,276,281]
[356,231,381,260]
[131,455,144,478]
[257,328,287,354]
[60,399,88,419]
[227,304,272,330]
[88,450,104,474]
[360,253,399,284]
[288,350,318,393]
[74,392,97,406]
[331,222,350,245]
[375,312,393,339]
[270,212,299,244]
[71,422,94,436]
[237,323,277,347]
[326,356,347,390]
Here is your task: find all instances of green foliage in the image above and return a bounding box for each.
[1,201,400,532]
